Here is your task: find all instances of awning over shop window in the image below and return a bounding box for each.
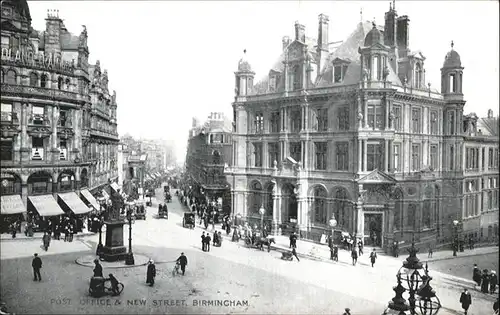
[102,190,110,199]
[58,192,92,215]
[80,189,100,210]
[28,195,65,217]
[1,195,26,215]
[110,182,120,192]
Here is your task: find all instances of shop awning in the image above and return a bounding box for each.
[102,190,110,199]
[80,189,100,210]
[58,192,92,215]
[28,195,65,217]
[1,195,26,215]
[110,182,120,192]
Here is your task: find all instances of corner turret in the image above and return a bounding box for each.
[234,49,255,97]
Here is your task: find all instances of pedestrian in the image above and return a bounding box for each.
[459,288,472,315]
[473,264,482,288]
[213,230,218,246]
[351,246,358,266]
[93,259,103,277]
[330,244,334,261]
[393,241,399,258]
[201,232,206,251]
[369,248,377,267]
[42,232,51,251]
[481,269,490,293]
[176,252,188,276]
[291,247,300,262]
[232,228,239,242]
[69,224,74,242]
[333,245,339,262]
[493,298,499,314]
[290,232,297,249]
[342,308,351,315]
[490,270,497,294]
[32,253,42,281]
[205,233,211,252]
[428,244,433,258]
[217,231,223,247]
[146,259,156,286]
[358,240,363,256]
[64,225,69,242]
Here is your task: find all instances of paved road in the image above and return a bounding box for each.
[0,187,497,315]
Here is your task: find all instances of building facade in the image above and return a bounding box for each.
[227,6,499,251]
[186,112,233,214]
[1,1,119,221]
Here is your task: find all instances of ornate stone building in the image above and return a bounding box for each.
[0,1,119,220]
[226,5,499,251]
[186,112,233,214]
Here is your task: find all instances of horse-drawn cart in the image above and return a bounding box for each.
[182,213,195,229]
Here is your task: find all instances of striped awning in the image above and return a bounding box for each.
[80,189,100,210]
[28,195,65,217]
[110,182,121,192]
[1,195,25,215]
[58,192,92,215]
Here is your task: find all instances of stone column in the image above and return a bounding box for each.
[384,140,389,172]
[386,200,395,253]
[52,172,58,198]
[21,182,28,214]
[356,202,364,241]
[263,141,268,169]
[363,140,368,172]
[272,191,281,235]
[358,139,362,172]
[20,103,30,162]
[297,197,307,237]
[75,167,81,192]
[364,98,368,128]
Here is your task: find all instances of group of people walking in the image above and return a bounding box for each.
[472,264,498,294]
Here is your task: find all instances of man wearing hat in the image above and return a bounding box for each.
[32,253,42,281]
[459,288,472,315]
[146,259,156,286]
[176,252,188,276]
[490,270,498,294]
[93,259,103,277]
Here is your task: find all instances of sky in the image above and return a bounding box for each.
[27,1,499,163]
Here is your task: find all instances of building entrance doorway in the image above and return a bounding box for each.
[364,212,383,247]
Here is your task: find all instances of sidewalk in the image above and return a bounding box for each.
[0,230,95,242]
[269,234,499,264]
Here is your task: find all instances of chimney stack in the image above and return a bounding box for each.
[295,21,306,42]
[487,109,493,118]
[282,36,291,51]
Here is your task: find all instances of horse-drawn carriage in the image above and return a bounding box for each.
[134,199,147,220]
[165,191,172,203]
[244,234,276,252]
[182,213,195,229]
[158,204,168,219]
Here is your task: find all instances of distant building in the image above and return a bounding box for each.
[227,6,499,251]
[1,1,119,224]
[185,112,233,214]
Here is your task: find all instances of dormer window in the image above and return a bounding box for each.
[332,59,350,83]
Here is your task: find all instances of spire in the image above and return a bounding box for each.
[451,40,454,49]
[389,2,392,10]
[393,0,396,10]
[360,8,363,23]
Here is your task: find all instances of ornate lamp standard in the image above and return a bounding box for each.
[96,217,104,256]
[124,208,135,265]
[329,214,337,243]
[259,205,266,234]
[452,220,459,256]
[383,275,410,315]
[415,264,442,315]
[397,235,425,314]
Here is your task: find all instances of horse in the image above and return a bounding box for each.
[254,237,276,252]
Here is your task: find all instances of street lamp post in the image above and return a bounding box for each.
[415,264,441,315]
[397,234,425,315]
[383,274,410,315]
[124,208,135,265]
[452,220,459,256]
[259,206,266,234]
[329,214,338,244]
[96,218,103,256]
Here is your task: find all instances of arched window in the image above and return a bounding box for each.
[40,74,48,88]
[213,150,221,164]
[313,186,327,224]
[372,56,379,80]
[334,188,349,228]
[29,72,38,87]
[6,70,16,84]
[292,65,300,91]
[248,181,262,214]
[65,78,71,90]
[394,189,403,231]
[58,77,63,90]
[415,63,422,88]
[422,186,433,229]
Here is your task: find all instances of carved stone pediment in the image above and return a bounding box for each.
[278,157,299,177]
[357,169,396,185]
[287,41,306,61]
[27,126,51,136]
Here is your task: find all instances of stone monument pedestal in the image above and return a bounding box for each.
[100,220,127,262]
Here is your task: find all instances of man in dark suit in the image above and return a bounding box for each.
[32,253,42,281]
[205,234,211,252]
[459,288,472,315]
[201,232,206,251]
[176,253,188,276]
